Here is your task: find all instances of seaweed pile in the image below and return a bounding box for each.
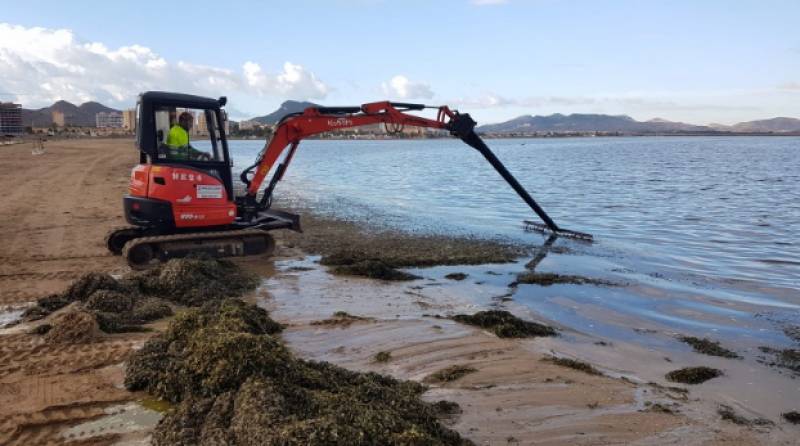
[717,405,773,426]
[543,356,602,376]
[279,211,523,267]
[783,411,800,424]
[784,326,800,343]
[424,365,477,384]
[514,272,616,287]
[310,311,373,328]
[22,257,258,333]
[322,254,421,281]
[642,402,677,414]
[125,299,472,445]
[374,351,392,363]
[758,346,800,375]
[665,366,723,384]
[452,310,556,338]
[678,336,740,359]
[42,309,102,344]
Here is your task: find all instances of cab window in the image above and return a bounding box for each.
[154,106,222,162]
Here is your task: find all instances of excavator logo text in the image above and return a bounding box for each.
[172,172,204,182]
[327,118,353,127]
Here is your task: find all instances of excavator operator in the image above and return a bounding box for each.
[166,112,208,160]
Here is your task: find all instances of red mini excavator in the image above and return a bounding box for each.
[107,91,590,267]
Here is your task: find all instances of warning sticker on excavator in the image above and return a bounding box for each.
[197,185,223,199]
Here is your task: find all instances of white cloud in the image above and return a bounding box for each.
[0,23,330,108]
[243,61,328,99]
[381,75,434,99]
[471,0,509,5]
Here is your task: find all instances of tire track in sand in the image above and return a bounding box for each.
[0,401,114,446]
[0,335,141,378]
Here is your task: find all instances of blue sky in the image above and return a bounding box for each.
[1,0,799,124]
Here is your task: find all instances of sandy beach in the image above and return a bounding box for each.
[0,138,797,445]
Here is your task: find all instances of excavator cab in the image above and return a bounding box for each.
[109,92,293,265]
[135,91,235,199]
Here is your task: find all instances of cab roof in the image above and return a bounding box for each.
[139,91,225,109]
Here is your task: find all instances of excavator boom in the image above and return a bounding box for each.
[241,102,449,198]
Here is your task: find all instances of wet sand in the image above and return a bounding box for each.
[0,138,797,445]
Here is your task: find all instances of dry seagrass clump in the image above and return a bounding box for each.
[125,299,471,446]
[44,309,102,344]
[22,256,258,333]
[134,256,259,305]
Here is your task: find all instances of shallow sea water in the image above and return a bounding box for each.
[230,136,800,352]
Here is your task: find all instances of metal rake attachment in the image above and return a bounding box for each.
[523,220,594,242]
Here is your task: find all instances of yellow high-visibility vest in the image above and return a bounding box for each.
[166,125,189,148]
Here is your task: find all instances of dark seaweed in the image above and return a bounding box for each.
[424,365,477,383]
[543,356,602,376]
[452,310,556,338]
[665,366,723,384]
[678,336,740,359]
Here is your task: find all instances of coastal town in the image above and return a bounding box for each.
[3,98,800,142]
[0,99,440,140]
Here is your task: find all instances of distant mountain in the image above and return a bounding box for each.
[718,117,800,133]
[477,113,800,135]
[250,100,318,125]
[643,118,710,132]
[21,100,119,127]
[476,113,711,134]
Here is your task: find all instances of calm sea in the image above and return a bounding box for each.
[229,136,800,347]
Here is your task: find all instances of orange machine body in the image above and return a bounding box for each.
[128,164,236,228]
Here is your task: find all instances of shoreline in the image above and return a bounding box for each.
[1,138,797,444]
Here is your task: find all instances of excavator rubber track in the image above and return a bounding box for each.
[105,225,149,255]
[121,228,275,269]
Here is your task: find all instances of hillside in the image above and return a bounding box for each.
[727,117,800,133]
[477,113,800,135]
[476,113,711,134]
[21,100,119,127]
[250,100,317,124]
[19,98,799,134]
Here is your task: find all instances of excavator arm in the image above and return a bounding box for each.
[240,102,449,197]
[239,101,592,241]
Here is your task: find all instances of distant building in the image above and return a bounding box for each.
[52,110,65,127]
[0,102,23,135]
[196,112,208,135]
[122,108,136,131]
[96,111,123,128]
[195,112,231,136]
[239,120,258,130]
